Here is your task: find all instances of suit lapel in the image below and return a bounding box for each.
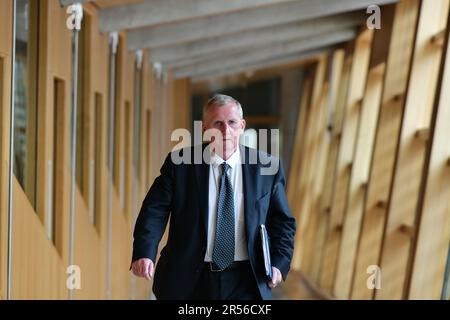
[195,144,210,237]
[240,145,258,246]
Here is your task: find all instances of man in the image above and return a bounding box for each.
[131,94,296,300]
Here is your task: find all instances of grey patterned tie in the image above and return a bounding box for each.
[212,163,235,270]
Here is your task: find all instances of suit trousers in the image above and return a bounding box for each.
[191,260,262,300]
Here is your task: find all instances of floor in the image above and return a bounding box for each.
[272,271,328,300]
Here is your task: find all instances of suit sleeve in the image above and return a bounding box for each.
[131,152,174,265]
[267,160,297,280]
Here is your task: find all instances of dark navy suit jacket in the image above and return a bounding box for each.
[131,144,296,300]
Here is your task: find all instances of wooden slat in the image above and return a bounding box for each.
[114,33,135,213]
[319,27,373,295]
[291,56,327,271]
[314,51,350,286]
[304,52,347,283]
[172,78,191,134]
[304,79,334,282]
[321,52,352,215]
[124,102,133,219]
[82,3,111,297]
[333,4,395,298]
[109,30,136,298]
[351,0,420,299]
[408,21,450,299]
[333,62,385,299]
[287,77,312,206]
[376,0,450,300]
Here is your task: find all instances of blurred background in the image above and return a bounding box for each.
[0,0,449,300]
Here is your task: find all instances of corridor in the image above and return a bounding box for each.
[0,0,449,300]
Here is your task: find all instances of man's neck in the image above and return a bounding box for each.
[215,148,237,161]
[211,148,237,161]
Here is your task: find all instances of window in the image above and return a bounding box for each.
[51,78,65,253]
[123,101,131,212]
[75,11,89,200]
[442,245,450,300]
[93,93,103,228]
[13,0,39,208]
[146,110,151,189]
[113,42,121,190]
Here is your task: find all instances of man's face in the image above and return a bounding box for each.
[203,102,246,159]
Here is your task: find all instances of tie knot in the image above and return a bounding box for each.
[221,162,230,175]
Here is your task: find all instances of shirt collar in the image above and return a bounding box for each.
[209,145,241,169]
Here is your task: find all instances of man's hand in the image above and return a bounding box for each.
[131,258,154,281]
[268,266,282,289]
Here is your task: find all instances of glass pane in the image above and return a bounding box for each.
[146,110,151,188]
[442,245,450,300]
[13,0,38,208]
[76,13,87,197]
[124,101,131,212]
[52,78,65,246]
[93,93,103,227]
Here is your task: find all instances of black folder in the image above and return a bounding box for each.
[260,224,273,281]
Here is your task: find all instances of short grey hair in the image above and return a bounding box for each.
[203,94,244,120]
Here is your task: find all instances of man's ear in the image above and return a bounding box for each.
[241,119,246,131]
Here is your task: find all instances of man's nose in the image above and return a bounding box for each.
[221,123,232,136]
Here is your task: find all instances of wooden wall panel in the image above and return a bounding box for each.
[0,0,12,300]
[71,3,109,299]
[376,0,450,300]
[35,0,72,266]
[302,80,331,281]
[138,50,152,199]
[333,5,394,299]
[408,21,450,299]
[111,191,132,299]
[334,62,385,299]
[9,0,72,299]
[351,0,420,299]
[315,50,351,286]
[73,188,102,299]
[319,28,373,295]
[0,0,172,300]
[173,77,191,148]
[287,76,311,208]
[150,77,162,180]
[309,51,350,284]
[291,57,327,271]
[114,33,135,213]
[11,177,66,299]
[111,32,135,299]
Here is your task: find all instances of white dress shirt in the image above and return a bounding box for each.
[204,147,249,262]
